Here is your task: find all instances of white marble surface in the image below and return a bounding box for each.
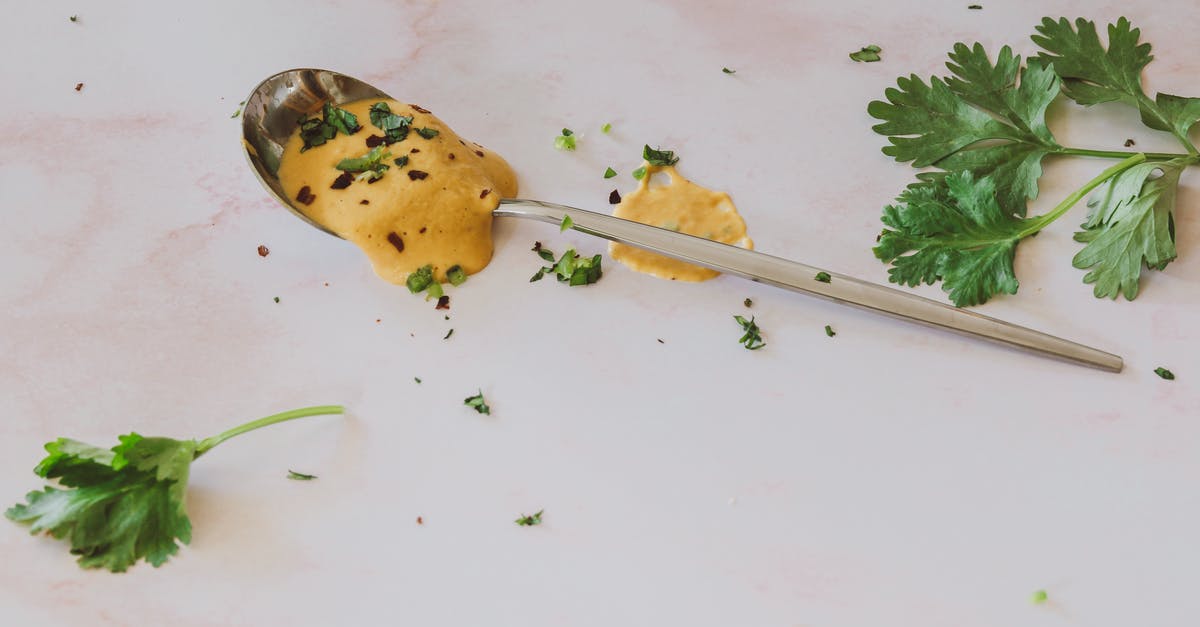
[2,1,1198,625]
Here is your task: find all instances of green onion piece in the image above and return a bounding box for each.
[446,265,467,286]
[604,167,617,179]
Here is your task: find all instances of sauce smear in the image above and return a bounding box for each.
[610,165,752,281]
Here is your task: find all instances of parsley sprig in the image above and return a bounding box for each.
[529,243,603,286]
[733,315,766,350]
[7,405,345,572]
[870,17,1199,305]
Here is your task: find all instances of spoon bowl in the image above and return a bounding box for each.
[243,68,1123,372]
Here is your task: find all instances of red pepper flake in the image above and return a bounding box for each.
[367,175,382,184]
[479,189,491,199]
[410,148,420,153]
[609,189,622,204]
[411,104,431,114]
[419,227,427,234]
[74,83,84,92]
[257,245,270,257]
[458,139,466,146]
[376,318,381,323]
[324,282,330,287]
[408,170,429,181]
[474,150,484,158]
[435,295,450,310]
[365,134,385,147]
[448,153,456,160]
[360,199,370,205]
[386,232,405,253]
[331,172,353,189]
[296,185,316,204]
[533,241,544,252]
[416,516,424,525]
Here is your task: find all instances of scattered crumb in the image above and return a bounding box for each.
[657,338,665,344]
[74,83,83,92]
[416,516,424,525]
[609,189,622,204]
[1124,138,1136,147]
[257,245,269,257]
[273,296,280,303]
[743,298,752,308]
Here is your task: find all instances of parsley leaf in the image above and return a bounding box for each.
[850,45,882,63]
[6,406,344,572]
[1033,17,1200,153]
[733,315,766,350]
[464,390,490,415]
[601,123,612,134]
[825,324,836,337]
[415,127,439,139]
[560,215,574,232]
[604,167,617,179]
[515,509,544,526]
[722,67,737,74]
[631,166,647,180]
[287,470,317,481]
[869,44,1061,214]
[643,145,680,166]
[323,103,360,135]
[815,271,832,283]
[1031,589,1049,604]
[1072,159,1183,299]
[369,102,413,144]
[530,244,602,285]
[1154,366,1175,380]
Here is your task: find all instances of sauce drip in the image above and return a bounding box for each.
[610,165,752,281]
[276,99,518,284]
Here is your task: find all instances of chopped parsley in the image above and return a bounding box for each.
[69,15,78,22]
[415,127,439,140]
[601,123,612,134]
[631,166,647,180]
[642,145,680,166]
[424,281,444,302]
[825,324,836,337]
[446,265,467,286]
[286,470,317,481]
[604,167,617,179]
[406,265,434,294]
[815,271,832,283]
[368,102,413,143]
[273,296,280,303]
[1031,589,1048,604]
[560,214,574,232]
[230,100,245,119]
[849,45,882,63]
[722,67,736,74]
[744,298,753,307]
[414,377,422,384]
[734,315,766,350]
[297,103,361,151]
[1154,367,1175,380]
[514,509,544,526]
[554,128,577,151]
[464,390,490,415]
[336,146,392,182]
[393,155,409,168]
[530,244,602,285]
[443,328,454,340]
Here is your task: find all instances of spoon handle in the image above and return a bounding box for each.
[496,198,1122,372]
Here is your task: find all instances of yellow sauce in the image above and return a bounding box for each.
[610,164,752,281]
[276,99,518,284]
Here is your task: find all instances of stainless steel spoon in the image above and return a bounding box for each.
[242,68,1123,372]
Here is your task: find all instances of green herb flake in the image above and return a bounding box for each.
[743,298,753,307]
[273,296,280,303]
[825,324,836,337]
[336,145,392,181]
[406,265,434,294]
[369,102,413,144]
[722,67,736,74]
[414,377,422,384]
[642,145,680,166]
[733,315,766,350]
[604,167,617,179]
[69,15,78,22]
[424,281,444,302]
[230,100,245,119]
[514,509,544,526]
[560,214,574,232]
[530,244,602,286]
[287,470,317,481]
[632,166,647,180]
[815,271,832,283]
[968,4,982,8]
[394,155,409,168]
[1154,367,1175,380]
[5,405,344,572]
[415,127,439,140]
[323,102,361,136]
[446,265,467,286]
[1031,589,1048,604]
[850,45,882,63]
[601,123,612,134]
[554,128,577,151]
[443,328,454,340]
[464,390,490,415]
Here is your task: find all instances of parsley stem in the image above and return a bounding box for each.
[1019,153,1147,238]
[1057,147,1193,162]
[195,405,346,457]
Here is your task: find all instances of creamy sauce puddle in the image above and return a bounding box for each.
[277,99,518,285]
[610,165,752,281]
